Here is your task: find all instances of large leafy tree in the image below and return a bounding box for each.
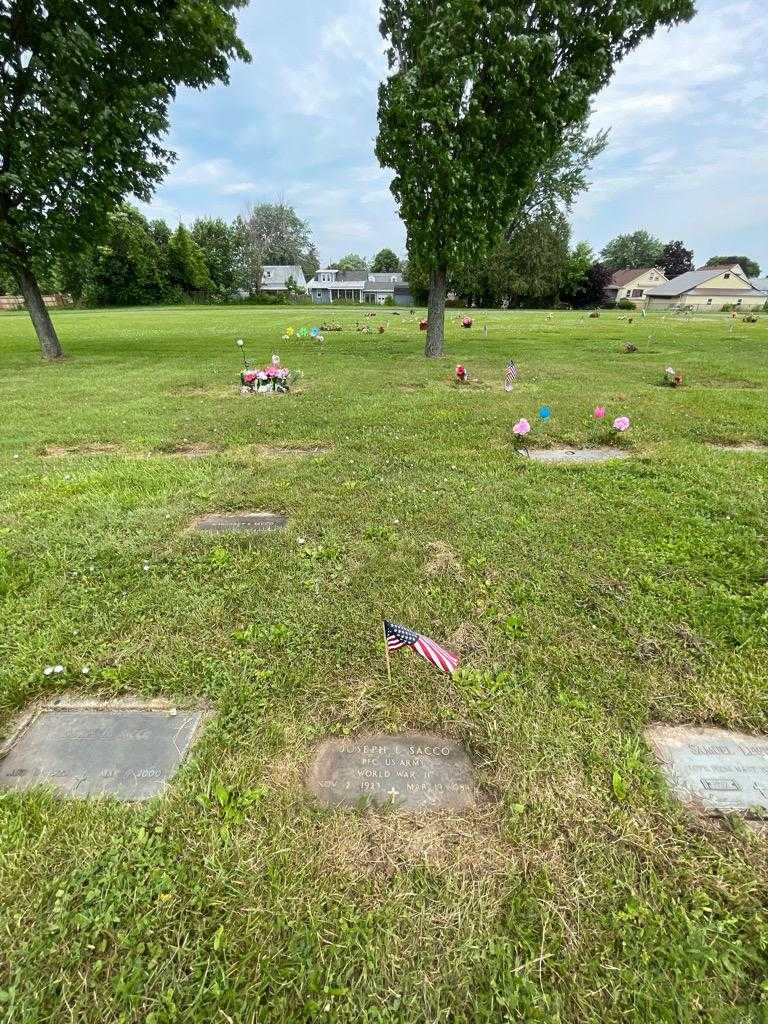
[371,248,401,273]
[79,205,167,306]
[190,217,255,297]
[376,0,693,356]
[332,253,369,273]
[167,224,212,296]
[601,231,665,271]
[705,255,761,278]
[0,0,248,358]
[659,240,694,279]
[244,203,317,288]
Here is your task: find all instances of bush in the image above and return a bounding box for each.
[616,298,637,310]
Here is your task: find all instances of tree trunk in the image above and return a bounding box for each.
[425,266,447,357]
[19,266,64,359]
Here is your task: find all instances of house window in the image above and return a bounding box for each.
[724,273,730,279]
[707,299,713,305]
[631,289,643,298]
[736,298,742,305]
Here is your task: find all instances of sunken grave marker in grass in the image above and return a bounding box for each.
[524,447,631,464]
[645,724,768,818]
[307,732,475,812]
[192,511,287,533]
[0,706,203,801]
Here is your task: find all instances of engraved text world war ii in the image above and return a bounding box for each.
[307,732,475,811]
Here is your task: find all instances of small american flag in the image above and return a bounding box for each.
[384,620,458,674]
[504,360,518,391]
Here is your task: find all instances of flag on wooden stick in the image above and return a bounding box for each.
[384,620,458,674]
[504,360,518,392]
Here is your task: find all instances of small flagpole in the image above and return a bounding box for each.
[382,621,393,686]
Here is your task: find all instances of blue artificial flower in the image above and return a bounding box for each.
[310,326,320,337]
[539,406,551,419]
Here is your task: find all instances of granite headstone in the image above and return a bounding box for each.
[0,708,202,801]
[194,512,287,533]
[646,724,768,816]
[307,732,475,811]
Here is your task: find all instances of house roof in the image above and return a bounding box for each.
[647,267,760,297]
[749,278,768,293]
[364,273,403,293]
[260,265,306,289]
[609,268,658,288]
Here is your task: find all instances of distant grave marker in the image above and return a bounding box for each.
[646,724,768,816]
[0,707,202,801]
[524,447,630,464]
[193,511,287,533]
[307,732,475,811]
[709,443,768,454]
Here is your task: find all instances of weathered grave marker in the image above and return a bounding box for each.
[646,724,768,816]
[193,511,287,533]
[525,447,630,464]
[307,732,475,811]
[0,707,202,801]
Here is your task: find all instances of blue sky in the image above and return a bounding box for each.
[140,0,768,273]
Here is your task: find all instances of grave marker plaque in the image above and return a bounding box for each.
[307,732,475,811]
[646,724,768,816]
[525,447,630,464]
[194,511,287,533]
[0,708,202,801]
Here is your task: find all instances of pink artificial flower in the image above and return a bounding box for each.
[513,418,531,436]
[242,370,257,382]
[265,366,278,377]
[593,406,605,419]
[613,416,630,432]
[257,370,268,381]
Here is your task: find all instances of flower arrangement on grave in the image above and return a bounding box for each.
[320,322,343,332]
[236,342,298,394]
[455,364,468,383]
[512,418,531,455]
[624,342,638,353]
[461,316,473,328]
[663,366,683,387]
[419,318,428,331]
[589,311,600,318]
[591,405,630,438]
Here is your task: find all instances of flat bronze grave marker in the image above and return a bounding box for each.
[307,732,475,811]
[646,724,768,816]
[194,511,287,533]
[524,447,630,464]
[0,708,202,801]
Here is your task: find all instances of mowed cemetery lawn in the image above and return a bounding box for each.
[1,304,768,1022]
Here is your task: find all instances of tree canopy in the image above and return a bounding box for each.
[705,255,761,278]
[371,248,401,273]
[601,231,665,271]
[243,203,318,286]
[376,0,694,355]
[0,0,249,357]
[659,240,694,279]
[331,253,369,272]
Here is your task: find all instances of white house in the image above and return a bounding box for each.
[306,268,366,303]
[306,268,412,305]
[364,272,405,304]
[260,265,306,293]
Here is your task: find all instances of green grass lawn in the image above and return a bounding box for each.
[1,304,767,1022]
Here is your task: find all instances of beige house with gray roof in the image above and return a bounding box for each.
[645,264,767,310]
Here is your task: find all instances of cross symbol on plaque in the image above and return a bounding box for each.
[387,788,399,799]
